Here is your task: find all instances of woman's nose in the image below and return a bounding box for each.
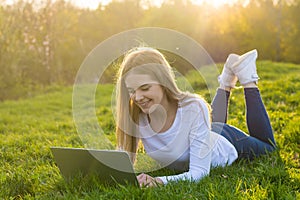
[134,90,144,101]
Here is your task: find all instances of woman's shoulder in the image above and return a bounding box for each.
[179,94,210,113]
[179,93,208,106]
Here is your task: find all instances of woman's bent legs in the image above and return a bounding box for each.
[211,88,276,159]
[211,88,230,123]
[244,88,276,146]
[212,122,275,159]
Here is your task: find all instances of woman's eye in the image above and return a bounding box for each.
[140,85,151,91]
[127,85,151,96]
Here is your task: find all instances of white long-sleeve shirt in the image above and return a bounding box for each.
[139,96,238,184]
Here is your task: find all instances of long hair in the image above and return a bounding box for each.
[115,47,210,162]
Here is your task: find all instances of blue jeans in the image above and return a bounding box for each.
[211,88,276,160]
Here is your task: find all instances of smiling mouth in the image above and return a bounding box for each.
[138,100,151,108]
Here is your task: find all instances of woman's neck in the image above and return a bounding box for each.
[147,99,178,133]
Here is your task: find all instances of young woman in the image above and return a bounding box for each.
[115,47,276,187]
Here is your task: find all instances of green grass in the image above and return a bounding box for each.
[0,61,300,199]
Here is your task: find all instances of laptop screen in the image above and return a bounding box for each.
[51,147,138,186]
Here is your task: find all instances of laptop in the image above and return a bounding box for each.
[51,147,139,186]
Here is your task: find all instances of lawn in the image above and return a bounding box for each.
[0,61,299,199]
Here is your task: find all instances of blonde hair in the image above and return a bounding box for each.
[115,47,210,162]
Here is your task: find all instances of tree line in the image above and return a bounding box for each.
[1,0,299,100]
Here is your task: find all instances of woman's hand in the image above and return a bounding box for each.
[137,173,163,188]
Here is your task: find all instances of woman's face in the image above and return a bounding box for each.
[124,72,167,114]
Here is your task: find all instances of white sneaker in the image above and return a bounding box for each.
[231,49,259,85]
[218,53,239,88]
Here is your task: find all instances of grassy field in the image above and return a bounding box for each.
[0,61,299,199]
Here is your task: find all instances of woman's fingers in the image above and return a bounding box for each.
[137,173,151,187]
[137,173,163,188]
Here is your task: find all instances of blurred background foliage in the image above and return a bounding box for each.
[1,0,299,100]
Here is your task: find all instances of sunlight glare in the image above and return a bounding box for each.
[191,0,236,8]
[3,0,238,9]
[68,0,163,9]
[69,0,110,9]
